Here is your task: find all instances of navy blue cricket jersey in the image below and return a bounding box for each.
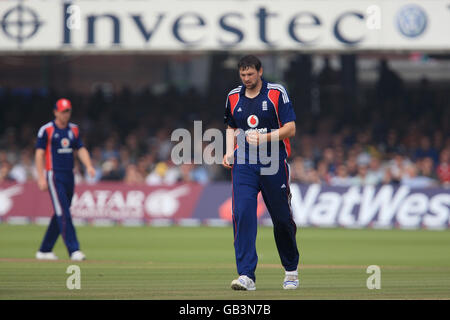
[35,121,84,171]
[224,80,296,163]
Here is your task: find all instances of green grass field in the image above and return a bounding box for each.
[0,224,449,300]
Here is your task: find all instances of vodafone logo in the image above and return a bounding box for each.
[61,138,70,148]
[247,115,259,128]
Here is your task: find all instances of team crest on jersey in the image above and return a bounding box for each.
[68,130,74,140]
[61,138,70,148]
[247,115,259,128]
[262,101,268,111]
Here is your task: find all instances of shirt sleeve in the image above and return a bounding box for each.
[224,96,237,128]
[70,125,84,150]
[74,132,84,150]
[277,88,296,125]
[35,127,48,150]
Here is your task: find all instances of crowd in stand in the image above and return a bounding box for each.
[0,58,449,188]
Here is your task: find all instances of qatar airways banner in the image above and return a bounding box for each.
[0,182,204,223]
[1,0,450,52]
[1,182,449,229]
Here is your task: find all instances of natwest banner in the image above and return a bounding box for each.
[290,184,450,229]
[0,0,450,52]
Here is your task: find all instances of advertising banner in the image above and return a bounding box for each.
[290,184,450,230]
[1,0,450,52]
[1,181,449,229]
[0,181,204,223]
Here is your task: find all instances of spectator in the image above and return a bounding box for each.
[0,62,448,189]
[0,160,13,183]
[101,157,124,181]
[316,160,331,184]
[437,149,450,187]
[123,164,145,185]
[330,164,353,187]
[290,156,307,184]
[146,160,179,186]
[9,148,35,183]
[101,137,120,162]
[351,165,370,186]
[191,165,210,184]
[146,162,167,185]
[401,164,437,188]
[366,156,384,186]
[388,153,411,184]
[414,135,439,164]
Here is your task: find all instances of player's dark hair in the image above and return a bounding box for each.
[238,55,262,71]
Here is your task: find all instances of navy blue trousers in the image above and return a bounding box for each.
[39,170,80,255]
[231,160,299,282]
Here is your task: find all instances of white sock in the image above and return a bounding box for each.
[285,270,298,277]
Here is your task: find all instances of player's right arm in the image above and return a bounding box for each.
[223,125,236,169]
[35,149,47,191]
[35,124,49,191]
[223,92,239,169]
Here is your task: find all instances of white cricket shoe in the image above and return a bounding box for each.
[36,251,58,260]
[70,250,86,261]
[231,275,256,291]
[283,274,299,290]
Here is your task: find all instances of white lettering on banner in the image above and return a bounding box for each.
[0,185,23,216]
[291,185,450,229]
[71,187,189,219]
[337,186,361,227]
[423,194,450,229]
[289,184,320,226]
[1,0,450,51]
[396,193,428,228]
[309,192,342,227]
[359,185,410,228]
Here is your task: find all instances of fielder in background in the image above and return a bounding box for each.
[223,55,300,291]
[35,98,95,261]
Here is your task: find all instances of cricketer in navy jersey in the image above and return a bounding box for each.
[223,55,300,291]
[34,98,95,261]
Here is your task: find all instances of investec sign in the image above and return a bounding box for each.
[290,184,450,229]
[0,0,449,51]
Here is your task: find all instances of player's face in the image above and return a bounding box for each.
[239,66,263,90]
[54,109,71,124]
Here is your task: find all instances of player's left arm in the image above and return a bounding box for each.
[72,129,95,178]
[269,86,296,141]
[77,147,96,178]
[248,86,296,145]
[266,121,296,141]
[247,121,295,145]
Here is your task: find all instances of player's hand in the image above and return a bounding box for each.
[38,177,48,191]
[246,131,264,146]
[222,153,234,169]
[86,166,96,178]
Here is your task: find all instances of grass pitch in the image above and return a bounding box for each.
[0,224,449,300]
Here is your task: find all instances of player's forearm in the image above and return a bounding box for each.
[226,126,236,155]
[77,147,94,169]
[35,150,46,179]
[265,122,296,141]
